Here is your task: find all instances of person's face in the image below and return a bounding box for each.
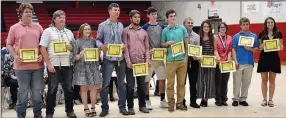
[131,13,140,25]
[203,23,210,33]
[240,22,249,31]
[266,19,275,30]
[109,7,120,18]
[83,25,91,37]
[168,13,176,24]
[219,24,227,34]
[21,8,33,20]
[54,15,66,27]
[147,12,157,21]
[184,19,194,31]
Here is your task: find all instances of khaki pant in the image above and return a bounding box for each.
[166,60,187,106]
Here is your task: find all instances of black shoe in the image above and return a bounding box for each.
[34,113,43,118]
[190,103,200,108]
[9,103,16,109]
[222,101,228,106]
[200,101,208,107]
[215,101,222,106]
[128,108,135,115]
[154,92,160,96]
[110,96,115,102]
[45,114,53,118]
[139,107,149,113]
[66,112,77,118]
[99,111,109,117]
[176,104,187,111]
[239,101,249,106]
[168,105,175,112]
[120,109,129,115]
[232,101,238,106]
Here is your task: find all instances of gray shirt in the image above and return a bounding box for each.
[142,23,165,49]
[188,31,200,45]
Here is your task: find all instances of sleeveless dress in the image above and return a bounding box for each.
[197,39,216,98]
[72,39,102,85]
[257,32,283,73]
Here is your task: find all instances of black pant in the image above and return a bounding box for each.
[73,85,81,100]
[5,78,18,104]
[185,57,199,104]
[215,65,230,102]
[155,80,159,93]
[126,68,146,108]
[46,66,74,115]
[109,77,118,97]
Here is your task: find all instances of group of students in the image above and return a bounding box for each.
[3,2,284,118]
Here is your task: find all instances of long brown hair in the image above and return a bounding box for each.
[78,23,93,39]
[49,10,66,27]
[259,17,280,39]
[199,20,214,50]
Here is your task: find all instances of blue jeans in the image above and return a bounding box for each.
[101,59,126,112]
[15,67,44,118]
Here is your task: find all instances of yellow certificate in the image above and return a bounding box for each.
[52,41,70,55]
[201,55,216,68]
[188,44,202,57]
[171,41,185,57]
[107,44,123,57]
[220,61,236,73]
[133,63,149,77]
[263,39,280,52]
[238,36,254,47]
[84,48,99,61]
[19,48,38,62]
[152,48,166,61]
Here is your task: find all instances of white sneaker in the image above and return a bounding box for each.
[146,100,153,110]
[160,99,169,108]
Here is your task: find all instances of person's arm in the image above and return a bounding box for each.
[95,24,107,51]
[122,29,131,65]
[232,35,239,68]
[39,29,55,73]
[182,27,189,60]
[279,32,284,50]
[245,35,259,53]
[145,32,150,64]
[213,36,220,60]
[6,27,20,61]
[227,37,233,61]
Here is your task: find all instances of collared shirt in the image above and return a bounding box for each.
[142,23,165,48]
[39,27,75,67]
[95,19,125,61]
[216,34,232,61]
[232,31,259,66]
[161,24,188,61]
[188,31,200,45]
[6,21,44,70]
[123,25,150,64]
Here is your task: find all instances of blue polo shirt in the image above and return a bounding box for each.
[232,31,259,66]
[161,25,188,61]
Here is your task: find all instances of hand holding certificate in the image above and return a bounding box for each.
[263,39,280,52]
[220,61,236,73]
[238,36,254,47]
[152,48,167,61]
[171,41,185,57]
[107,44,123,57]
[19,48,38,62]
[52,41,70,55]
[84,48,99,61]
[133,63,149,77]
[201,55,216,68]
[188,44,202,57]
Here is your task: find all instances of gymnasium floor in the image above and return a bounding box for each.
[2,64,286,117]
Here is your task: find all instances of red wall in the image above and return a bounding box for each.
[228,22,286,61]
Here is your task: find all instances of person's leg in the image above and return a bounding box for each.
[215,65,222,105]
[232,69,242,106]
[156,62,167,103]
[89,85,100,115]
[268,72,276,106]
[189,60,200,107]
[260,72,268,105]
[62,66,76,117]
[145,62,155,110]
[109,77,115,101]
[15,70,31,118]
[175,61,187,110]
[115,59,128,112]
[126,67,135,114]
[31,68,44,116]
[221,72,230,105]
[46,67,61,115]
[154,80,160,95]
[240,65,253,105]
[80,86,89,109]
[6,79,19,105]
[137,76,149,113]
[166,61,177,111]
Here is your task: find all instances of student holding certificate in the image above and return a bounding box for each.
[196,20,219,107]
[161,9,189,112]
[182,17,201,108]
[257,17,283,107]
[123,10,150,114]
[142,7,168,110]
[232,17,259,107]
[215,22,233,106]
[6,3,45,118]
[39,10,77,118]
[71,24,102,116]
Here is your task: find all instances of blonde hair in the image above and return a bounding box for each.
[18,3,33,17]
[78,23,93,39]
[49,10,66,27]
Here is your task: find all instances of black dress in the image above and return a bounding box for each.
[257,32,283,73]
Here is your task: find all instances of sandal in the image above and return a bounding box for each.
[261,100,267,106]
[91,107,97,116]
[84,108,92,117]
[268,100,274,107]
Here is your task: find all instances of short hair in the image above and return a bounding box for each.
[147,7,157,15]
[129,10,140,18]
[165,9,176,18]
[108,3,120,11]
[183,17,193,25]
[78,23,93,39]
[18,3,33,17]
[50,10,66,27]
[239,17,250,25]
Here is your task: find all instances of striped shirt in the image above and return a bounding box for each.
[39,27,75,66]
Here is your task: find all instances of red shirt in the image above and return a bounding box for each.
[216,34,232,61]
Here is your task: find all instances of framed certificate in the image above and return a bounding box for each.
[188,44,202,57]
[107,44,123,57]
[133,63,149,77]
[152,48,166,61]
[52,41,70,55]
[263,39,280,52]
[238,36,254,47]
[84,48,99,61]
[171,41,185,57]
[201,55,216,68]
[220,61,236,73]
[19,48,38,62]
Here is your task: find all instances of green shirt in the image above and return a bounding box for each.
[161,25,188,61]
